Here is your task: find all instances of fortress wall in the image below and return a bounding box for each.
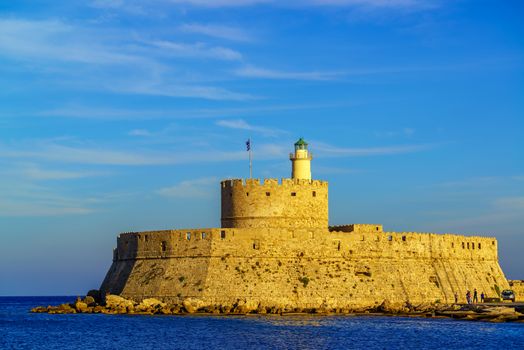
[509,280,524,301]
[200,228,507,308]
[221,178,328,229]
[101,229,215,300]
[101,227,509,308]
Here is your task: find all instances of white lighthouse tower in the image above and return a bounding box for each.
[290,137,312,180]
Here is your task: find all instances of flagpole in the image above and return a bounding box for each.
[249,137,252,178]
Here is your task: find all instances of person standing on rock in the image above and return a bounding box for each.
[454,292,458,304]
[481,291,485,303]
[473,289,478,303]
[466,290,471,304]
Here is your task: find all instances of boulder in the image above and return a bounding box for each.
[183,300,197,314]
[74,300,89,313]
[139,298,166,310]
[105,295,134,310]
[30,306,47,313]
[83,296,96,306]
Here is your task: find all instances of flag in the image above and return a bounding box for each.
[246,139,251,151]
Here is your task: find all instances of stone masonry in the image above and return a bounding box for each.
[100,139,511,310]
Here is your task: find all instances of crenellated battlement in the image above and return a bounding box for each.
[220,177,329,229]
[220,178,328,189]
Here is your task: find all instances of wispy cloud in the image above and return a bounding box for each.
[147,40,243,61]
[113,83,256,101]
[493,197,524,212]
[0,180,93,217]
[0,18,142,65]
[314,142,435,157]
[235,65,345,80]
[167,0,434,9]
[0,140,285,166]
[157,177,218,198]
[0,18,253,101]
[433,176,502,189]
[179,23,253,42]
[128,129,154,137]
[216,119,286,137]
[21,164,102,180]
[426,196,524,232]
[38,103,331,120]
[374,128,415,138]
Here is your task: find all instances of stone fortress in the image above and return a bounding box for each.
[100,138,518,311]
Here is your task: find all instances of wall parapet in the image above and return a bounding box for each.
[220,178,328,188]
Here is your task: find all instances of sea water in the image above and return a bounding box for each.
[1,297,524,349]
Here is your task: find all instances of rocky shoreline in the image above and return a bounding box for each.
[30,291,524,323]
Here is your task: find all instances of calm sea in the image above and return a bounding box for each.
[1,297,523,349]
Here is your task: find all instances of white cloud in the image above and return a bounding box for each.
[493,197,524,212]
[0,180,93,217]
[179,23,253,42]
[168,0,432,9]
[374,128,416,138]
[0,140,255,165]
[148,40,243,61]
[235,65,345,80]
[314,142,434,157]
[0,163,106,180]
[0,18,142,65]
[216,119,286,137]
[0,18,254,101]
[38,103,327,120]
[22,165,100,180]
[157,177,218,198]
[426,196,524,232]
[128,129,154,137]
[90,0,126,8]
[434,177,502,189]
[110,82,256,101]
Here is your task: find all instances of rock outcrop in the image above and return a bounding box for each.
[30,291,524,323]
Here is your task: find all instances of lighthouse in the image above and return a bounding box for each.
[290,137,312,180]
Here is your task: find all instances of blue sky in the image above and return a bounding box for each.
[0,0,522,295]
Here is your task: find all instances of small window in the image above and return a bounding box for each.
[492,241,495,245]
[312,191,316,197]
[337,241,341,251]
[478,243,481,249]
[253,240,260,250]
[266,192,270,196]
[402,236,406,242]
[462,242,465,249]
[246,192,249,196]
[186,232,191,240]
[467,242,470,249]
[201,232,206,239]
[376,227,379,231]
[161,241,167,252]
[145,235,149,242]
[472,243,475,250]
[387,235,393,241]
[220,230,226,239]
[291,192,296,196]
[451,242,454,248]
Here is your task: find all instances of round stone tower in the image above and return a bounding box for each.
[290,137,312,180]
[220,139,328,229]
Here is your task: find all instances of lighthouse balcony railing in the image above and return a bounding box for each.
[289,152,313,159]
